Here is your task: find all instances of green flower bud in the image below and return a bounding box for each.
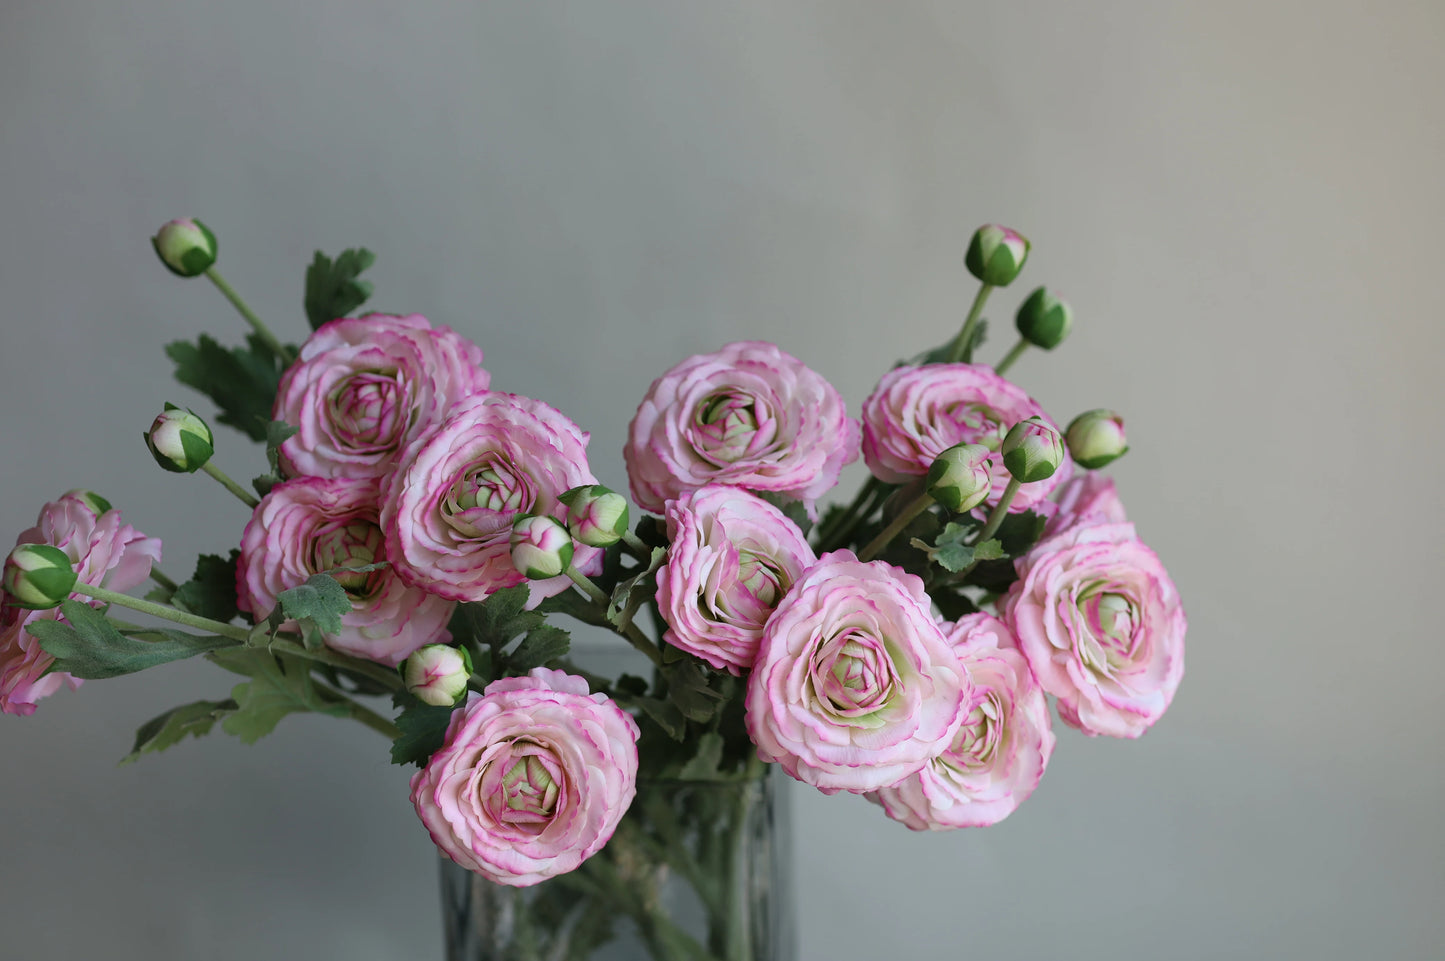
[2,544,77,610]
[1001,417,1064,484]
[964,224,1030,287]
[558,485,630,548]
[925,443,993,513]
[509,515,575,580]
[401,644,473,707]
[151,218,218,277]
[145,404,215,473]
[63,490,113,516]
[1015,286,1073,350]
[1066,409,1129,470]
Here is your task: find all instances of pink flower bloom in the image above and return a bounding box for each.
[411,668,640,887]
[274,314,491,480]
[1045,473,1128,539]
[1002,522,1185,738]
[746,551,971,794]
[0,492,161,715]
[624,341,860,519]
[869,613,1055,830]
[380,392,602,605]
[237,477,455,666]
[655,486,816,674]
[861,363,1071,513]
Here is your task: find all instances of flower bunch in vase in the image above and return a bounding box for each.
[2,218,1184,961]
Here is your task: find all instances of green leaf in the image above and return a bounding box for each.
[663,657,726,723]
[28,600,232,679]
[634,696,687,740]
[252,420,300,496]
[165,333,284,441]
[452,586,544,654]
[675,731,725,780]
[211,649,349,744]
[271,573,353,646]
[932,588,980,622]
[972,538,1005,562]
[305,248,377,330]
[537,589,610,629]
[171,551,241,623]
[994,509,1048,557]
[906,318,989,366]
[390,699,459,766]
[607,547,666,626]
[122,699,238,765]
[508,624,571,672]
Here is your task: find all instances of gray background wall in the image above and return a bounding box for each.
[1,1,1441,958]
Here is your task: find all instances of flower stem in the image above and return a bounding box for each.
[201,461,260,509]
[310,677,402,739]
[858,492,935,562]
[203,267,295,364]
[148,567,179,592]
[566,566,664,667]
[70,582,251,642]
[621,530,652,558]
[952,477,1022,581]
[993,337,1029,377]
[944,282,994,364]
[816,477,890,554]
[266,637,405,692]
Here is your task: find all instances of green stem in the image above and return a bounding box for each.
[201,461,260,509]
[70,582,251,641]
[816,477,890,554]
[952,476,1022,581]
[944,282,994,363]
[858,492,935,562]
[993,337,1029,377]
[266,637,405,692]
[204,267,295,363]
[621,530,651,558]
[566,566,664,667]
[311,677,402,739]
[148,567,179,592]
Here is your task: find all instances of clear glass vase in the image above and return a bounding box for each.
[439,770,795,961]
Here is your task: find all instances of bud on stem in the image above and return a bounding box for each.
[2,544,77,610]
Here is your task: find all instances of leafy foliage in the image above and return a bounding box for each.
[209,648,350,744]
[29,601,231,679]
[165,333,285,441]
[451,586,572,678]
[252,573,353,650]
[304,248,376,330]
[123,699,238,764]
[390,698,460,766]
[171,551,241,623]
[252,421,300,497]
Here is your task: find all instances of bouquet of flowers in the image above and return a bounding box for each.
[1,218,1184,960]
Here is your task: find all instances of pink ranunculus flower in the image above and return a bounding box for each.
[861,362,1071,513]
[237,477,455,666]
[1044,472,1128,539]
[655,486,816,674]
[746,551,971,794]
[380,392,602,605]
[869,613,1055,830]
[1002,521,1185,738]
[411,668,640,887]
[624,341,860,520]
[0,491,161,715]
[274,313,491,480]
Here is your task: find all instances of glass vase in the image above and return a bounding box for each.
[439,769,795,961]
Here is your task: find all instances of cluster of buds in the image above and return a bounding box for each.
[508,486,634,581]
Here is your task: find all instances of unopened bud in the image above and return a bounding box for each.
[925,444,993,513]
[2,544,77,610]
[1001,417,1064,484]
[1066,409,1129,470]
[145,404,214,473]
[509,515,575,579]
[964,224,1030,287]
[558,485,630,548]
[1015,287,1073,350]
[64,490,113,516]
[402,644,473,707]
[151,218,218,277]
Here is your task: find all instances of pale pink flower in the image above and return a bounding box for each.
[861,363,1071,513]
[237,477,454,666]
[869,613,1055,830]
[1002,522,1185,738]
[0,492,161,715]
[655,486,816,674]
[411,668,640,886]
[380,392,602,606]
[624,341,860,519]
[274,313,490,480]
[1045,473,1128,539]
[746,551,971,794]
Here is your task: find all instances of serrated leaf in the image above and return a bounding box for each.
[165,333,283,441]
[971,538,1005,562]
[607,547,666,626]
[994,510,1047,557]
[508,624,571,672]
[212,649,349,744]
[675,731,725,780]
[273,573,352,639]
[663,657,725,723]
[634,696,687,740]
[122,699,238,765]
[452,586,545,654]
[390,699,459,766]
[28,600,232,679]
[305,248,377,330]
[171,551,241,623]
[537,589,610,629]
